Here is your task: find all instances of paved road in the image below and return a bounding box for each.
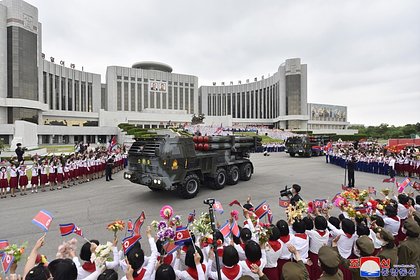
[1,152,397,268]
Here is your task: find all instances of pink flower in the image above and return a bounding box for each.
[230,210,239,221]
[160,205,174,220]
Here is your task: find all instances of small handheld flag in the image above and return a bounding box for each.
[254,200,269,219]
[219,221,231,238]
[187,210,196,225]
[267,209,273,224]
[174,226,191,246]
[59,223,83,237]
[163,241,179,255]
[313,199,328,209]
[133,212,146,236]
[0,240,8,251]
[279,198,290,208]
[383,178,395,183]
[331,193,341,203]
[229,200,242,208]
[213,201,224,214]
[122,234,141,255]
[32,210,53,232]
[2,253,14,273]
[397,178,411,193]
[230,220,240,237]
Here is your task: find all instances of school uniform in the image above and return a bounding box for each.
[277,234,295,279]
[307,229,330,280]
[207,260,242,280]
[56,165,64,183]
[48,164,56,183]
[238,250,267,280]
[0,169,8,189]
[18,167,29,186]
[39,165,48,185]
[174,259,207,280]
[31,165,39,185]
[263,240,282,280]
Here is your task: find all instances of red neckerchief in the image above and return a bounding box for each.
[217,247,224,257]
[294,233,307,240]
[344,233,353,238]
[222,264,241,279]
[133,268,146,280]
[268,240,281,252]
[186,264,206,280]
[82,261,95,273]
[403,204,410,209]
[182,246,188,252]
[245,259,261,270]
[240,243,246,250]
[279,235,291,243]
[316,230,327,237]
[389,216,400,222]
[157,254,173,265]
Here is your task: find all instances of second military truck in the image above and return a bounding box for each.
[124,130,261,198]
[284,136,322,157]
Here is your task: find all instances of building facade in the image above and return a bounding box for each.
[0,0,353,148]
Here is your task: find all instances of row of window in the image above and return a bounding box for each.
[308,124,347,130]
[116,76,194,87]
[206,84,280,119]
[116,82,195,113]
[42,72,93,112]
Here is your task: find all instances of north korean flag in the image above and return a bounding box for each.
[163,241,179,255]
[230,220,240,237]
[313,199,328,209]
[254,200,269,219]
[122,234,141,255]
[279,198,290,208]
[229,199,242,208]
[0,240,8,251]
[187,210,196,225]
[2,254,14,273]
[59,223,75,236]
[219,220,231,238]
[174,226,191,246]
[32,210,53,232]
[133,212,146,236]
[213,201,224,214]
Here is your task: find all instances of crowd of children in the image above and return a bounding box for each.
[2,187,420,280]
[0,148,126,199]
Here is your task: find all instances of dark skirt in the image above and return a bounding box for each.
[277,259,291,279]
[9,177,18,188]
[31,175,39,185]
[263,267,279,280]
[0,179,8,188]
[19,175,28,186]
[40,174,48,184]
[309,251,322,280]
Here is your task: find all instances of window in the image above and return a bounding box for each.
[250,91,254,118]
[68,79,73,111]
[117,75,122,80]
[185,88,189,113]
[150,91,155,108]
[131,83,135,111]
[131,77,135,81]
[232,93,236,117]
[75,80,80,111]
[81,81,86,111]
[213,95,217,116]
[156,92,161,109]
[124,82,129,111]
[174,87,178,109]
[180,82,183,86]
[43,72,47,104]
[259,89,262,118]
[101,86,106,110]
[143,84,148,108]
[117,81,122,111]
[174,82,178,85]
[55,76,59,110]
[246,92,250,118]
[168,86,173,109]
[137,84,142,111]
[88,83,93,112]
[241,92,245,118]
[137,78,142,82]
[190,89,194,113]
[217,94,221,116]
[179,88,183,110]
[61,77,66,110]
[207,94,211,115]
[227,93,231,115]
[162,92,166,109]
[236,93,241,118]
[144,78,148,82]
[124,76,128,80]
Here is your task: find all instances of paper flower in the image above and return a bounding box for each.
[160,205,174,220]
[107,220,125,238]
[4,242,28,263]
[56,238,78,259]
[230,210,239,221]
[91,242,113,266]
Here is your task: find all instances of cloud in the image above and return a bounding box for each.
[30,0,420,126]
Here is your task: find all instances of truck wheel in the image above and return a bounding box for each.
[177,174,200,199]
[210,168,227,190]
[227,165,240,185]
[239,163,253,181]
[290,153,295,157]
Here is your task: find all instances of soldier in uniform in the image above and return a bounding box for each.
[318,246,343,279]
[376,228,398,280]
[397,218,420,280]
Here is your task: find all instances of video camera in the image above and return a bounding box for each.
[280,185,292,197]
[203,198,215,206]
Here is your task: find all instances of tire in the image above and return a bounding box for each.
[290,153,295,157]
[226,165,240,185]
[177,174,200,199]
[210,168,227,190]
[239,163,253,181]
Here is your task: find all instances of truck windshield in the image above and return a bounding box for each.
[286,138,303,144]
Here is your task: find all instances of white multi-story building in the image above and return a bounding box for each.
[0,0,354,147]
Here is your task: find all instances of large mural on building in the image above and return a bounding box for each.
[309,103,347,122]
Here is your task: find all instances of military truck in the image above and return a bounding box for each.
[284,136,322,157]
[124,130,261,198]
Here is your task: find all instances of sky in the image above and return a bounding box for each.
[29,0,420,126]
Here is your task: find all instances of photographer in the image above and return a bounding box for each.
[281,184,303,206]
[15,143,26,163]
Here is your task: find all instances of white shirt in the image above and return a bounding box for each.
[278,235,295,260]
[73,247,119,280]
[291,234,309,264]
[307,229,330,254]
[238,250,267,280]
[174,259,207,280]
[327,221,356,258]
[376,210,401,236]
[397,203,409,220]
[207,261,243,280]
[265,241,282,268]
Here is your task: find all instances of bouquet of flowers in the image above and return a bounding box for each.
[56,238,78,259]
[107,220,125,238]
[160,205,174,220]
[357,190,369,203]
[256,223,272,244]
[90,242,113,266]
[191,212,213,243]
[342,190,357,201]
[286,200,307,222]
[4,242,27,263]
[380,188,391,198]
[151,220,176,242]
